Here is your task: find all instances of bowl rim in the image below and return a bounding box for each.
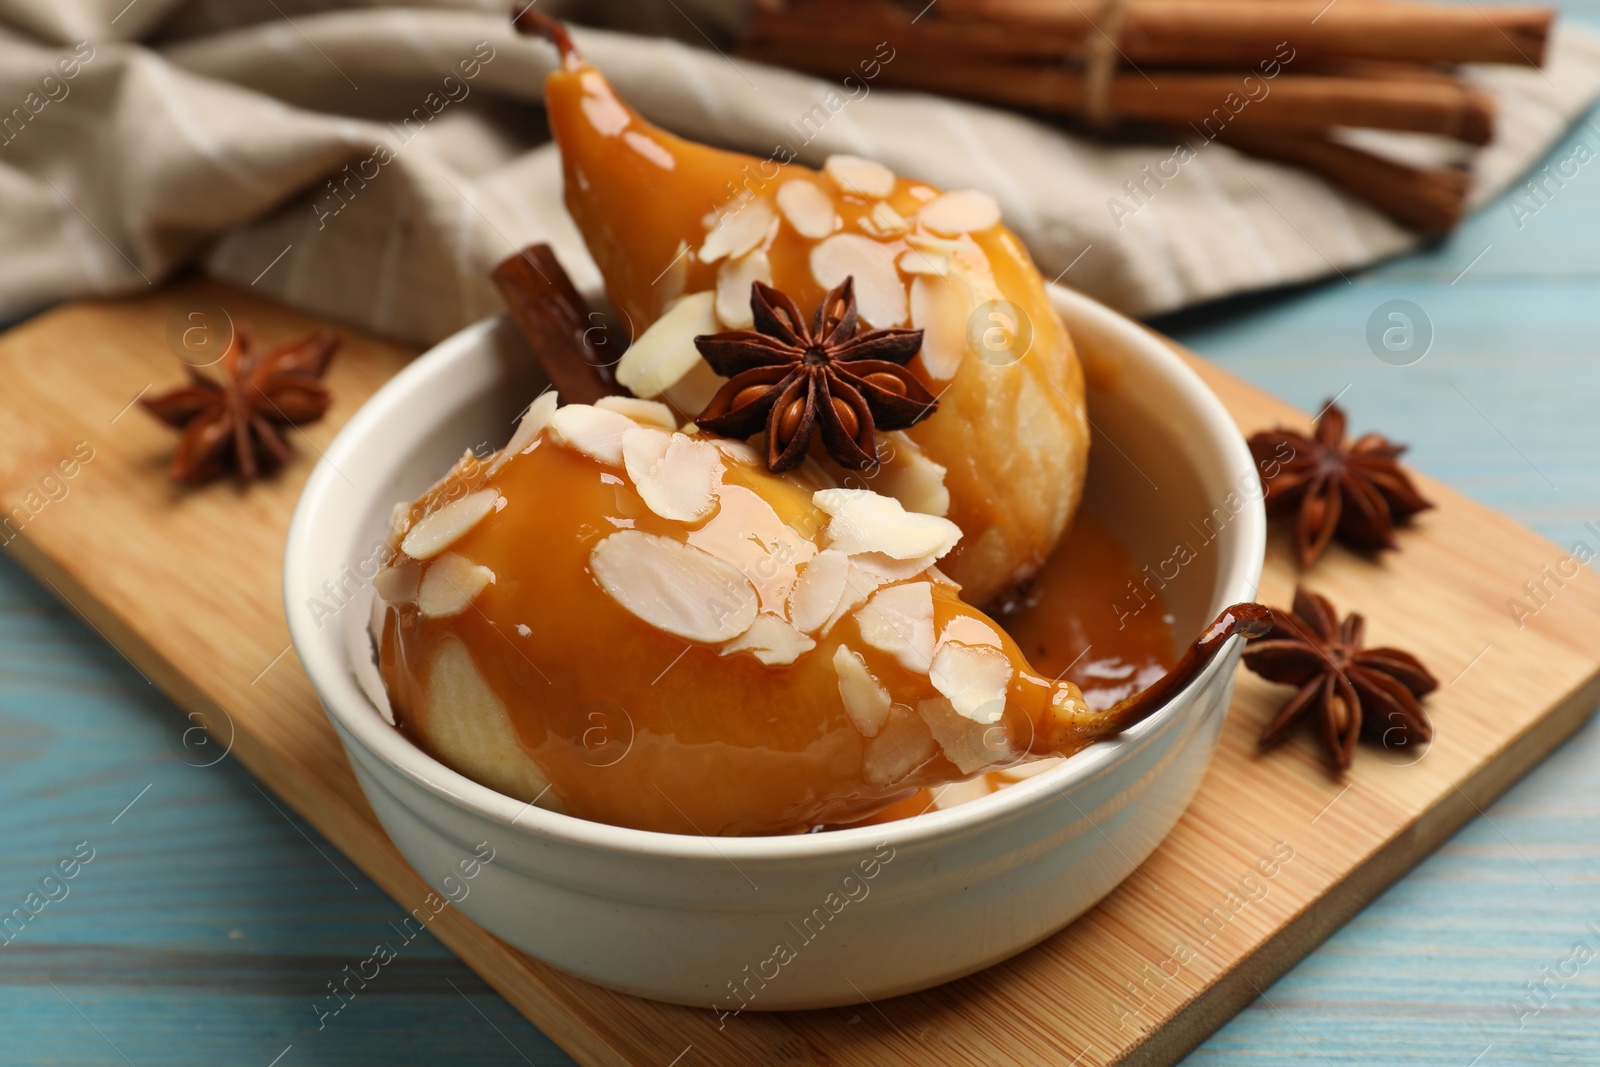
[285,284,1265,864]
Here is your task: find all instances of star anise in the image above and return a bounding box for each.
[693,278,938,472]
[142,322,338,486]
[1244,585,1438,772]
[1249,402,1433,568]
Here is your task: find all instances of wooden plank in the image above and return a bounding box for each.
[2,277,1597,1067]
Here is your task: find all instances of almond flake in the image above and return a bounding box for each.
[855,581,935,674]
[589,530,758,643]
[813,488,960,560]
[595,395,677,430]
[824,154,896,199]
[700,198,775,263]
[621,428,723,523]
[898,247,949,277]
[909,274,967,381]
[939,615,1004,649]
[546,404,638,466]
[505,390,559,455]
[716,248,774,329]
[919,695,1009,774]
[872,434,950,517]
[417,553,495,618]
[401,489,500,560]
[373,559,420,603]
[810,234,907,328]
[848,551,939,583]
[712,438,764,468]
[834,646,891,737]
[776,180,838,239]
[789,548,851,634]
[863,201,910,236]
[721,614,816,666]
[919,189,1002,235]
[826,562,889,635]
[615,290,718,399]
[863,705,938,786]
[929,641,1013,723]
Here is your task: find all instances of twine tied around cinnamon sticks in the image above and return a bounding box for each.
[1081,0,1132,127]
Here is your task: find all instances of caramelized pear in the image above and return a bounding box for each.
[517,11,1090,609]
[375,394,1261,835]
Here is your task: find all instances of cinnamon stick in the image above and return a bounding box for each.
[746,40,1496,143]
[749,0,1551,68]
[1210,128,1471,232]
[491,244,622,406]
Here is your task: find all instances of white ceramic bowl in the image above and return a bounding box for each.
[285,285,1265,1010]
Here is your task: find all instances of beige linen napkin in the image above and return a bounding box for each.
[1,0,1597,345]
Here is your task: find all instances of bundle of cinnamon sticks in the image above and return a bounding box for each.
[741,0,1556,230]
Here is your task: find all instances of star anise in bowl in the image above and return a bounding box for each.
[1243,585,1438,772]
[142,321,338,486]
[693,278,939,472]
[1249,402,1433,568]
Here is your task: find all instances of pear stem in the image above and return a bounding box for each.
[512,7,585,72]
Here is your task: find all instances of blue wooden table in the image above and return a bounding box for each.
[4,107,1599,1067]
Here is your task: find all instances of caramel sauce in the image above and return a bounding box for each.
[838,515,1176,827]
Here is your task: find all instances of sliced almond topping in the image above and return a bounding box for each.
[700,198,775,263]
[847,550,939,584]
[834,646,891,737]
[589,530,758,643]
[615,290,717,400]
[813,488,961,560]
[789,548,851,635]
[810,234,907,328]
[505,390,559,455]
[898,247,949,277]
[863,201,910,237]
[919,189,1002,235]
[401,489,500,560]
[939,615,1004,649]
[546,404,638,466]
[662,358,725,419]
[417,552,495,618]
[871,433,951,517]
[595,395,676,431]
[711,437,764,468]
[909,274,967,382]
[716,248,774,329]
[827,561,889,635]
[824,154,896,199]
[373,559,421,604]
[930,641,1013,724]
[721,613,816,666]
[919,695,1009,774]
[863,704,938,786]
[855,581,935,674]
[621,428,723,523]
[776,180,838,239]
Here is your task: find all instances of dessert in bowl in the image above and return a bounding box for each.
[283,14,1265,1008]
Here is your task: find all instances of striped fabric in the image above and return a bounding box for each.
[1,0,1597,343]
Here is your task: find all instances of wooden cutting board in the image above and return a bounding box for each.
[4,278,1598,1067]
